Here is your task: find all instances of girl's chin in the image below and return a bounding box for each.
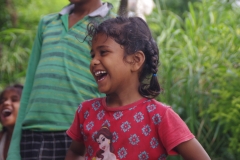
[98,88,108,94]
[1,121,15,129]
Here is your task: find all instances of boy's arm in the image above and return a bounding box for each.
[7,18,44,160]
[65,140,86,160]
[174,138,211,160]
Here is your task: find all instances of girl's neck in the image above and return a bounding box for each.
[106,92,143,108]
[106,75,142,107]
[5,127,13,138]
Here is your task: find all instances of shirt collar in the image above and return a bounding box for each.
[59,3,112,17]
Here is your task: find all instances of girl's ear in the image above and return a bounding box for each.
[130,51,145,72]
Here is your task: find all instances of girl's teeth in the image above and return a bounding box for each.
[98,77,105,81]
[2,109,12,117]
[95,71,106,76]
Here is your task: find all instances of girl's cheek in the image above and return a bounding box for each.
[14,102,20,111]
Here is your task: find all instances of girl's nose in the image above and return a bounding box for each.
[91,57,100,66]
[3,99,11,106]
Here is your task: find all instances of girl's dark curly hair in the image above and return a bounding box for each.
[87,16,161,98]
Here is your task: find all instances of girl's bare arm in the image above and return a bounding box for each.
[65,140,86,160]
[174,138,211,160]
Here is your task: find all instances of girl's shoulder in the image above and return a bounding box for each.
[78,97,104,111]
[140,98,174,117]
[142,99,171,110]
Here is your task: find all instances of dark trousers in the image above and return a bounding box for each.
[20,130,72,160]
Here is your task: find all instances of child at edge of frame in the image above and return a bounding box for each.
[0,84,23,160]
[6,1,116,160]
[65,16,211,160]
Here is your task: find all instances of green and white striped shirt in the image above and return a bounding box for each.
[22,2,115,131]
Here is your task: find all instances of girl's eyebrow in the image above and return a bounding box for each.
[97,45,109,49]
[11,95,20,98]
[91,45,110,53]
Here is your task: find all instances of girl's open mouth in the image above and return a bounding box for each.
[95,70,107,82]
[1,108,12,118]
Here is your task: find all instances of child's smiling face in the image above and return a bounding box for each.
[0,89,20,130]
[90,33,133,95]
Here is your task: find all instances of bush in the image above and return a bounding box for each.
[147,0,240,159]
[208,68,240,158]
[0,0,68,90]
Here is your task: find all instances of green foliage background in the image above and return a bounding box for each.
[0,0,239,159]
[0,0,69,90]
[149,0,240,159]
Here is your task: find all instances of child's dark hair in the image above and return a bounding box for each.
[87,16,161,98]
[0,84,23,102]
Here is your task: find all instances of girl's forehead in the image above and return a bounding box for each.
[93,33,108,41]
[92,34,118,48]
[2,89,20,97]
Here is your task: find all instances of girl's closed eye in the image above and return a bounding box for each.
[12,96,20,102]
[100,50,108,55]
[90,49,108,59]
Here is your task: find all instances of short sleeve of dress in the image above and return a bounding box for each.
[159,107,195,155]
[66,103,84,142]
